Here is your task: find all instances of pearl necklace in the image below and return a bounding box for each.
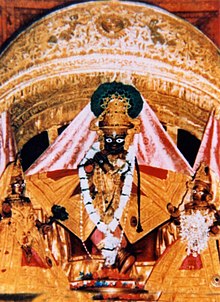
[79,142,135,265]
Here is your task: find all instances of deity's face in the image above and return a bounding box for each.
[192,184,210,203]
[11,180,25,195]
[104,132,126,155]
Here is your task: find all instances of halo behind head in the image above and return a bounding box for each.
[90,81,143,119]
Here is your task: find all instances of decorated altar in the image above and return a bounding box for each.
[0,1,220,301]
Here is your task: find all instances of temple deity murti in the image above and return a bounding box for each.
[0,1,220,301]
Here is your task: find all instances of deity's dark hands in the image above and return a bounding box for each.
[93,151,114,173]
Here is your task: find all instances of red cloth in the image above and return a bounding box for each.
[21,247,48,269]
[140,165,168,179]
[179,253,203,270]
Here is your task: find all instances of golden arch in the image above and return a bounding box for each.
[0,0,219,149]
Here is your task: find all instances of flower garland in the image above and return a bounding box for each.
[79,142,135,265]
[180,210,214,256]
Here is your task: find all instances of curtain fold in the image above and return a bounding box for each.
[26,101,193,176]
[193,110,220,180]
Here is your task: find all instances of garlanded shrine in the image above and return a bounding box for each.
[0,1,220,301]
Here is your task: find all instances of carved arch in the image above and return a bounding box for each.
[0,1,219,149]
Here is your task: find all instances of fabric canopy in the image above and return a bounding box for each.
[193,110,220,180]
[26,100,193,176]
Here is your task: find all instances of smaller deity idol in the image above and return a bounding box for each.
[157,163,219,260]
[0,159,30,221]
[0,159,69,294]
[180,163,217,262]
[79,82,143,269]
[146,166,220,301]
[184,163,215,214]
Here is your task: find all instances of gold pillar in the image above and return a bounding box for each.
[47,126,58,145]
[166,125,178,145]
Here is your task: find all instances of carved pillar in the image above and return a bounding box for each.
[166,125,178,145]
[47,126,58,145]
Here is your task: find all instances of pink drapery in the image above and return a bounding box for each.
[193,110,220,180]
[136,102,193,175]
[25,103,97,175]
[26,101,193,176]
[0,111,17,179]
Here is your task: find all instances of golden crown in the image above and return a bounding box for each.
[98,96,134,133]
[193,162,211,191]
[90,82,143,134]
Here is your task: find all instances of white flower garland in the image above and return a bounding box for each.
[180,210,213,256]
[79,142,135,265]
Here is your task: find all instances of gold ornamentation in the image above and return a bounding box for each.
[93,156,124,224]
[148,19,165,45]
[89,82,142,151]
[0,178,69,293]
[193,162,212,190]
[0,0,219,148]
[96,14,130,38]
[211,275,220,287]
